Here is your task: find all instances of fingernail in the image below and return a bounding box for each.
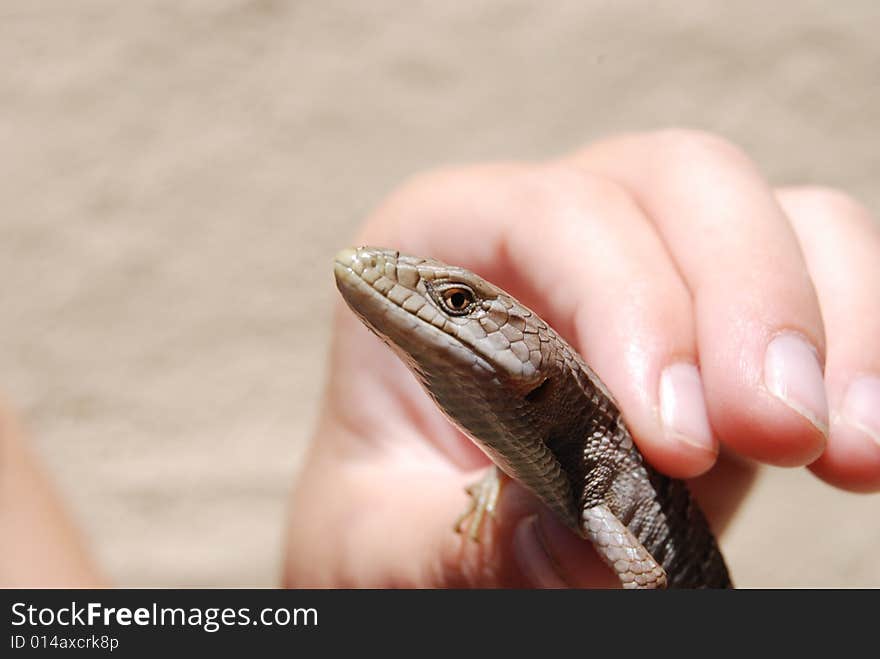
[841,376,880,447]
[513,515,568,588]
[764,333,829,435]
[659,362,715,452]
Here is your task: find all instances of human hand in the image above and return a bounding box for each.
[284,130,880,587]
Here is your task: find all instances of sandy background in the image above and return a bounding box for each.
[2,1,878,586]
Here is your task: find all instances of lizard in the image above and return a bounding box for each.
[333,245,732,589]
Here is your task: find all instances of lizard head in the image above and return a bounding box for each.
[333,246,555,398]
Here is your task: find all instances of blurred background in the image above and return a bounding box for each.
[1,1,878,586]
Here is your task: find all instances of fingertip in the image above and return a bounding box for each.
[809,422,880,493]
[701,326,828,468]
[635,438,719,480]
[763,333,830,437]
[709,391,827,467]
[810,376,880,492]
[614,362,720,480]
[650,362,720,477]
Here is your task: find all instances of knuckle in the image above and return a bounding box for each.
[779,186,880,243]
[652,128,751,169]
[520,162,634,215]
[363,163,521,237]
[780,185,873,221]
[381,167,471,212]
[362,169,443,235]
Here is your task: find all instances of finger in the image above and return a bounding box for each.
[360,163,719,477]
[573,130,828,467]
[777,187,880,491]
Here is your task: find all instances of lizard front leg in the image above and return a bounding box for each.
[454,465,503,542]
[582,504,667,589]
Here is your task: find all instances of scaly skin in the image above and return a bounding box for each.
[334,246,732,588]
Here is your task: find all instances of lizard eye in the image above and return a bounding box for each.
[438,285,476,315]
